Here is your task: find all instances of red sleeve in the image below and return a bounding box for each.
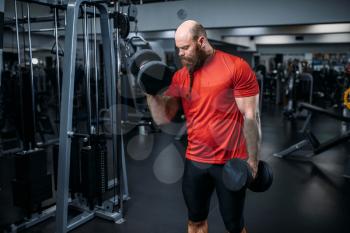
[164,71,182,98]
[232,58,260,97]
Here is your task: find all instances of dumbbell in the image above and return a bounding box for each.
[128,49,174,95]
[222,159,273,192]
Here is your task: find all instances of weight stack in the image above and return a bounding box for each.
[11,148,52,214]
[81,134,108,208]
[53,136,81,194]
[17,68,37,150]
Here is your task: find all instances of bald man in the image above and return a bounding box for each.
[146,20,261,233]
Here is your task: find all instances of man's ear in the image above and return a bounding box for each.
[198,36,205,47]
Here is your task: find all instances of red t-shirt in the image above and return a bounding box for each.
[165,50,259,164]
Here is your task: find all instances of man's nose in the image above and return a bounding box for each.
[178,50,184,57]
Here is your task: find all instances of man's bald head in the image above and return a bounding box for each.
[175,20,213,74]
[175,20,207,41]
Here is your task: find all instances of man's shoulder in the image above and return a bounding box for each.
[215,50,244,64]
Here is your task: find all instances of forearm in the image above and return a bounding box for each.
[146,95,179,125]
[243,112,261,162]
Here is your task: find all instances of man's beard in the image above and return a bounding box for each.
[181,45,208,75]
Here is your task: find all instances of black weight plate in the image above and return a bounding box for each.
[129,49,161,77]
[137,61,174,95]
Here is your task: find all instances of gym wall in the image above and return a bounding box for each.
[134,0,350,31]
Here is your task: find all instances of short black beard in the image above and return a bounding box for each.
[184,45,209,75]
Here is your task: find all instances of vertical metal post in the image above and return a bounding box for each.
[121,134,129,199]
[93,6,99,134]
[114,1,124,216]
[14,0,21,65]
[98,1,122,215]
[0,0,3,86]
[115,4,121,78]
[84,4,92,134]
[54,7,61,106]
[27,2,36,149]
[56,0,83,232]
[27,3,33,77]
[64,9,67,27]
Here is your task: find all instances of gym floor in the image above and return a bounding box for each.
[2,102,350,233]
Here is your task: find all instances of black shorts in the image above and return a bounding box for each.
[182,159,246,233]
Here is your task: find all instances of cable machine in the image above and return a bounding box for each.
[2,1,130,232]
[56,1,129,232]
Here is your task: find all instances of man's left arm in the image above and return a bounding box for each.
[235,94,261,178]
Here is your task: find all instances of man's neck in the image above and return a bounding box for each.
[204,46,215,57]
[203,46,215,65]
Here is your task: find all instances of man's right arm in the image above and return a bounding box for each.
[146,94,180,125]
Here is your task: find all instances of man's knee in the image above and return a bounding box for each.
[188,219,207,228]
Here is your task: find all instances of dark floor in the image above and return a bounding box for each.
[1,102,350,233]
